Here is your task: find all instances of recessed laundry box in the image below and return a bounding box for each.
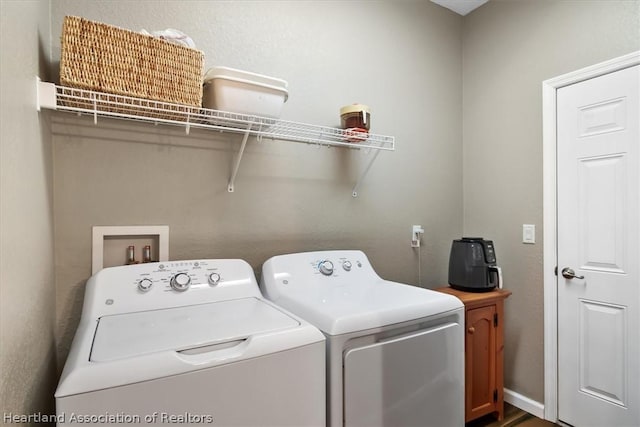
[202,66,289,118]
[55,259,325,426]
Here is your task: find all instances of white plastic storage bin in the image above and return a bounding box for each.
[203,66,288,118]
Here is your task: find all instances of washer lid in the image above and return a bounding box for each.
[90,297,299,362]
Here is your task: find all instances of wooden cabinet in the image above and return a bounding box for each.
[436,287,511,423]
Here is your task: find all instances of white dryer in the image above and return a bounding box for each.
[56,259,325,426]
[260,250,465,427]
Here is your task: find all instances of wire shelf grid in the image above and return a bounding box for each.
[50,85,395,151]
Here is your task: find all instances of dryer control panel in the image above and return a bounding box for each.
[313,256,364,277]
[303,251,373,280]
[83,259,262,318]
[260,250,382,299]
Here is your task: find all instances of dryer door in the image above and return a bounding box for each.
[343,320,464,427]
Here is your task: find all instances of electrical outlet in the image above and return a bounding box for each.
[411,225,424,248]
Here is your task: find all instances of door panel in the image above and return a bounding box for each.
[466,305,496,421]
[578,299,627,406]
[557,64,639,427]
[578,154,627,273]
[578,97,627,137]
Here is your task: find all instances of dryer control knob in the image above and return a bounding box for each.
[138,278,153,292]
[170,273,191,292]
[319,260,334,276]
[208,272,221,286]
[342,260,352,271]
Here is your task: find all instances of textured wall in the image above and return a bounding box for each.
[462,0,640,403]
[0,0,57,421]
[49,1,463,366]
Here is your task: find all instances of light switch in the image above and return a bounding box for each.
[523,224,535,244]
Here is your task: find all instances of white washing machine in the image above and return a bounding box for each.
[260,250,465,427]
[55,259,325,426]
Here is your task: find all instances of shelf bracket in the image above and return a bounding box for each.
[227,122,254,193]
[352,149,381,197]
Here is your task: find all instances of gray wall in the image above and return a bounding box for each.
[462,0,640,402]
[0,0,57,420]
[49,1,463,366]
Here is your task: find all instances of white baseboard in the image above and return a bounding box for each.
[504,388,545,420]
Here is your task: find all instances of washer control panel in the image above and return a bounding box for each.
[87,259,262,317]
[131,260,232,294]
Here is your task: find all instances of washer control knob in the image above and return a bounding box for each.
[319,260,334,276]
[342,260,352,271]
[170,273,191,292]
[138,278,153,292]
[208,272,221,286]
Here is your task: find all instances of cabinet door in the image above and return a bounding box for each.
[466,304,497,421]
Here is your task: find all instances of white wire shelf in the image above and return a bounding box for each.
[36,80,395,196]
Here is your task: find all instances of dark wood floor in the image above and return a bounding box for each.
[466,404,558,427]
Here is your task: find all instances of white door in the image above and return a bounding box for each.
[557,65,639,427]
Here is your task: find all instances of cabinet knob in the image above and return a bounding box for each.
[468,326,475,334]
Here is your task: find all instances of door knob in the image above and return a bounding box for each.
[561,267,584,280]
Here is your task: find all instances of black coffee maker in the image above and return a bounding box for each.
[448,237,502,292]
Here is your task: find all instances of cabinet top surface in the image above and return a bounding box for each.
[435,286,512,304]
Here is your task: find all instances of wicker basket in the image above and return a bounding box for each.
[60,16,204,112]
